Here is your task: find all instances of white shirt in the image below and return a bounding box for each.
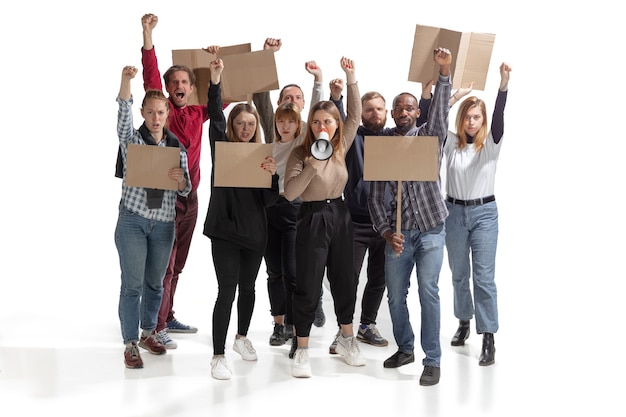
[443,131,502,200]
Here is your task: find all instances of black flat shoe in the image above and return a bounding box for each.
[383,350,415,368]
[451,320,471,346]
[479,333,495,366]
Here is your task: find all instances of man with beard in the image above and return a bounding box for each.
[324,90,391,355]
[325,80,435,356]
[368,47,452,386]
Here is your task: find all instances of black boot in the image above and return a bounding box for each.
[451,320,471,346]
[479,333,495,366]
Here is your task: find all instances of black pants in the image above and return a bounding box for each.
[211,238,263,355]
[293,198,356,337]
[352,219,387,325]
[264,197,300,326]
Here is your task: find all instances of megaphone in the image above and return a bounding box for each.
[311,127,333,161]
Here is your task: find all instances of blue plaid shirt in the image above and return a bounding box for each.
[116,96,191,222]
[368,73,451,235]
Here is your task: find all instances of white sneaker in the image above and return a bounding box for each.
[329,328,341,354]
[233,336,258,361]
[293,348,312,378]
[157,329,178,349]
[335,334,366,366]
[211,356,232,380]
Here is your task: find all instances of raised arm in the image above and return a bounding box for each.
[492,62,511,143]
[421,47,452,144]
[142,13,157,51]
[252,38,282,143]
[329,77,346,122]
[305,60,325,108]
[450,82,474,107]
[141,13,162,91]
[117,66,138,146]
[416,79,433,126]
[206,53,226,162]
[118,66,137,101]
[341,56,361,151]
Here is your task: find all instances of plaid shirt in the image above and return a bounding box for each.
[368,73,451,235]
[116,96,191,222]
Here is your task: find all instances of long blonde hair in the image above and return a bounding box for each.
[455,97,488,151]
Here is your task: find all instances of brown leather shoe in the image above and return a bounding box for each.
[451,320,471,346]
[139,330,167,355]
[479,333,495,366]
[124,342,143,369]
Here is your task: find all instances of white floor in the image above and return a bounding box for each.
[1,227,620,417]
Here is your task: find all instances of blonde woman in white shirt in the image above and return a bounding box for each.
[444,62,511,367]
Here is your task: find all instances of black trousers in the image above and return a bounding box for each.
[211,238,263,355]
[264,197,300,326]
[293,199,357,337]
[352,219,387,325]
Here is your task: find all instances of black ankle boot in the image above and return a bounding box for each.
[479,333,495,366]
[451,320,471,346]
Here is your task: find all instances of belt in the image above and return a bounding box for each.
[446,195,495,206]
[302,197,343,211]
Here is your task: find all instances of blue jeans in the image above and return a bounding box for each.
[445,201,499,334]
[115,205,175,345]
[385,223,445,366]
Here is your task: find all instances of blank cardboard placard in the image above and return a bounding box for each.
[408,24,495,90]
[221,50,279,100]
[363,136,439,182]
[214,142,274,188]
[172,43,251,105]
[125,144,181,190]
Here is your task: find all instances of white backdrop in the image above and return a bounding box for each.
[1,0,623,411]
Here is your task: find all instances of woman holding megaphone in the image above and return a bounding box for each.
[283,56,362,378]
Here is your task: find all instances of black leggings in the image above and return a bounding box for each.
[211,238,263,355]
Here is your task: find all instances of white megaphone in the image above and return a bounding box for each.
[311,127,333,160]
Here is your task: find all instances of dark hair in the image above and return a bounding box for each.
[278,84,304,102]
[391,92,418,109]
[163,65,196,86]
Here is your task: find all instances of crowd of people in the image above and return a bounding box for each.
[113,13,511,385]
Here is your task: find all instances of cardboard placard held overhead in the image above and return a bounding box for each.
[220,49,279,100]
[125,144,181,191]
[408,24,495,90]
[214,142,274,188]
[172,43,252,105]
[363,136,439,182]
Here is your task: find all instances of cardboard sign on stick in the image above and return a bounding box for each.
[172,43,251,105]
[214,142,274,188]
[125,144,181,191]
[364,135,439,237]
[408,24,495,90]
[363,136,439,182]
